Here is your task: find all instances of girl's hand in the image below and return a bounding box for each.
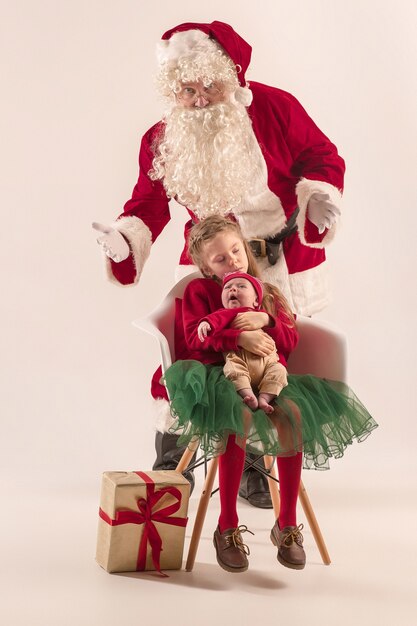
[237,330,275,356]
[231,311,269,331]
[197,321,212,342]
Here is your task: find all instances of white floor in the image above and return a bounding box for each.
[2,463,417,626]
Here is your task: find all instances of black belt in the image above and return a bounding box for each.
[248,207,299,266]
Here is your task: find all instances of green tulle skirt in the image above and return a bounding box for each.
[163,360,378,470]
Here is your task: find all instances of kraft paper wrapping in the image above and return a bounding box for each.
[96,470,190,573]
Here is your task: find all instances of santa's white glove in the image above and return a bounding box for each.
[307,193,341,235]
[92,222,130,263]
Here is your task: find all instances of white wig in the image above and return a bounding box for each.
[155,29,241,99]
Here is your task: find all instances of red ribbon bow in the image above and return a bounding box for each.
[99,471,188,576]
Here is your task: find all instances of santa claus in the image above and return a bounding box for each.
[93,20,345,507]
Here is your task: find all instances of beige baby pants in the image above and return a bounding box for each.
[223,348,288,396]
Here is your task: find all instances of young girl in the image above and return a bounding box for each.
[164,215,377,573]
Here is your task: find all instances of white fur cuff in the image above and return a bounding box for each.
[296,178,342,248]
[105,216,152,286]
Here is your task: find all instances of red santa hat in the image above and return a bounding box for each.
[222,271,263,308]
[157,21,253,106]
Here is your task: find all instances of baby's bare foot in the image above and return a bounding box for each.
[258,393,275,414]
[238,388,258,410]
[244,395,259,410]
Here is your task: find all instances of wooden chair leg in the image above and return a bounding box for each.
[175,437,199,475]
[298,479,331,565]
[185,456,219,572]
[264,455,281,519]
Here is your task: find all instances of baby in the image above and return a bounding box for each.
[198,272,288,414]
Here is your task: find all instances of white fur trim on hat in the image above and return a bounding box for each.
[157,29,220,67]
[105,216,152,286]
[296,178,343,248]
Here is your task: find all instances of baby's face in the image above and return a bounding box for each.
[221,277,258,309]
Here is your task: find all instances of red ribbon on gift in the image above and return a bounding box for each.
[99,471,188,576]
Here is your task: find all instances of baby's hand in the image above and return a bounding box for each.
[197,321,212,342]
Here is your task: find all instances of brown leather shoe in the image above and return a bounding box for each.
[213,525,253,573]
[270,521,306,570]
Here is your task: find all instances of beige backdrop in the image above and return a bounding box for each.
[2,0,416,488]
[2,2,417,625]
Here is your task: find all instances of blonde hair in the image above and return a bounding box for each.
[188,215,295,324]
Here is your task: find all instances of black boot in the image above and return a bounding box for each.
[152,432,196,494]
[238,452,273,509]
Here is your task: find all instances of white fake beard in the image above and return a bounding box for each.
[150,101,266,219]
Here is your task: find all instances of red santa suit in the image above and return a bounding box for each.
[106,21,345,317]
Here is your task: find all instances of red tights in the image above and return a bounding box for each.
[218,435,246,532]
[218,435,303,532]
[276,452,303,528]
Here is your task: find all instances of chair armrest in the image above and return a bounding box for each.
[132,317,172,373]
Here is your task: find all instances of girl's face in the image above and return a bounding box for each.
[200,230,249,279]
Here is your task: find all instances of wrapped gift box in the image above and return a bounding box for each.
[96,470,190,574]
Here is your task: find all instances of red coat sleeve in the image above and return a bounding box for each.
[283,94,345,190]
[199,308,245,333]
[282,93,345,245]
[107,123,171,286]
[182,281,241,356]
[284,93,345,246]
[252,84,344,247]
[121,124,171,240]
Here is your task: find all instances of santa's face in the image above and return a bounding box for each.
[221,277,258,309]
[176,81,226,108]
[201,231,249,280]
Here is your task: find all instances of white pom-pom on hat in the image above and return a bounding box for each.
[234,85,253,106]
